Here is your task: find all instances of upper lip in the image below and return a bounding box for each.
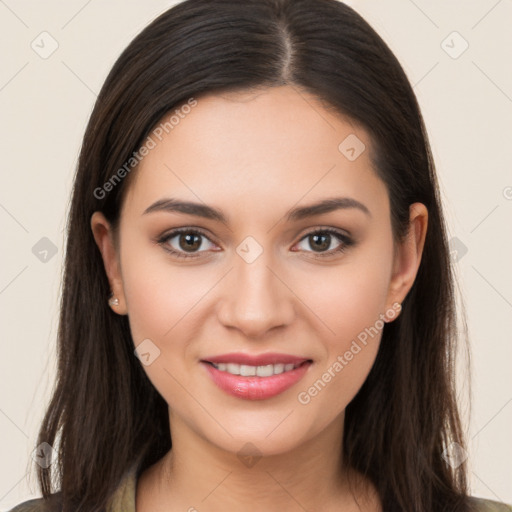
[202,352,311,366]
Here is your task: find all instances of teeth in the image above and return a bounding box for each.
[240,365,256,376]
[226,363,239,374]
[273,364,284,374]
[256,364,273,377]
[211,362,303,376]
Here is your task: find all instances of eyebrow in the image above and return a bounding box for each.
[142,196,371,222]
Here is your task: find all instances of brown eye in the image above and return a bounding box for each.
[158,229,217,258]
[178,232,202,252]
[307,233,332,252]
[294,228,354,257]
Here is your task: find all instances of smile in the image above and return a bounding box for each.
[200,353,313,400]
[209,362,302,377]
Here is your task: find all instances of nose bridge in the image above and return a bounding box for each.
[217,238,295,336]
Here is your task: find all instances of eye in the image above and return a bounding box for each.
[157,228,218,259]
[293,228,354,257]
[157,227,354,260]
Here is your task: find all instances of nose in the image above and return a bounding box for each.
[216,248,296,339]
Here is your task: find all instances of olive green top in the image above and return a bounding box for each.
[8,463,512,511]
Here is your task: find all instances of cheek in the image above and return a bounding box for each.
[122,265,175,346]
[294,236,393,410]
[120,241,210,345]
[119,249,209,409]
[294,278,387,431]
[304,252,392,352]
[119,243,219,395]
[299,273,385,400]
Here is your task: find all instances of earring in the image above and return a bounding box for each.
[108,293,119,307]
[384,302,402,323]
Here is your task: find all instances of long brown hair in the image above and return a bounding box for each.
[34,0,471,510]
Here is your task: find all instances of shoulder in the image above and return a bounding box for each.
[8,461,139,512]
[9,492,511,512]
[7,492,62,512]
[468,496,512,512]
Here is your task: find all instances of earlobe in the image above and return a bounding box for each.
[385,202,428,319]
[90,211,128,315]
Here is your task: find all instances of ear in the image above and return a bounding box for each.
[385,202,428,321]
[90,211,128,315]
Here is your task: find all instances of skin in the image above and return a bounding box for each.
[91,85,428,511]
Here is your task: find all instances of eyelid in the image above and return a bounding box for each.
[156,227,218,258]
[296,225,352,242]
[293,227,354,258]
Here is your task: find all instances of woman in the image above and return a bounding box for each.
[9,0,511,511]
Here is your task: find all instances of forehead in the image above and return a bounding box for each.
[122,86,388,221]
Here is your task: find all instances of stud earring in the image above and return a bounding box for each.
[108,293,119,307]
[384,302,402,323]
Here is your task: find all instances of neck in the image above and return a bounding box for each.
[137,410,380,512]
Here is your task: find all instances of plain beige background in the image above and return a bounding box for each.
[1,0,511,509]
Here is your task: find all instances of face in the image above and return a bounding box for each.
[92,85,426,457]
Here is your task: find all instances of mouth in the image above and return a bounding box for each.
[204,360,308,377]
[200,353,313,400]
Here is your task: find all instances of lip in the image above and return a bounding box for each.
[202,352,309,366]
[200,353,313,400]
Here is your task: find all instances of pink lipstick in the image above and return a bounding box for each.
[200,352,312,400]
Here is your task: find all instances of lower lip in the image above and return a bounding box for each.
[201,361,312,400]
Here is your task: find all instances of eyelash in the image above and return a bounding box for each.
[156,227,355,260]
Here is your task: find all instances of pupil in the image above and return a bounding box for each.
[180,233,201,251]
[311,233,329,251]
